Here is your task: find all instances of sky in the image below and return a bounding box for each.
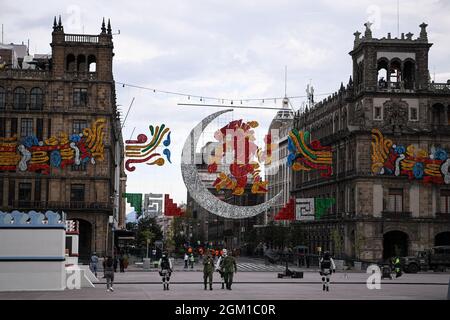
[2,0,450,215]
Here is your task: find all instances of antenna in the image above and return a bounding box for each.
[284,65,288,97]
[1,24,3,44]
[129,127,136,140]
[397,0,400,37]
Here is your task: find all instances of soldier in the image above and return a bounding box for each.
[203,253,214,290]
[215,248,226,289]
[222,250,237,290]
[159,252,173,290]
[319,251,336,292]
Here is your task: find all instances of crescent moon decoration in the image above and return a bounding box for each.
[181,109,283,219]
[125,124,172,172]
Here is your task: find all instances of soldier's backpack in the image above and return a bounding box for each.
[161,257,170,270]
[321,258,331,269]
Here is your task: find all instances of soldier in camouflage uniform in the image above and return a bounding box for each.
[222,251,237,290]
[203,253,214,290]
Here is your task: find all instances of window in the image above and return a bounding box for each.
[0,178,3,206]
[71,163,87,171]
[8,179,15,206]
[34,179,41,203]
[20,118,33,138]
[70,184,85,202]
[0,118,5,137]
[72,120,88,134]
[440,190,450,213]
[409,106,419,121]
[36,119,43,141]
[0,87,5,110]
[387,188,403,212]
[13,87,26,110]
[374,106,383,120]
[10,118,18,137]
[18,182,32,207]
[30,88,44,110]
[73,88,88,106]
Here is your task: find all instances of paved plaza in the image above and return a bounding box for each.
[0,268,448,300]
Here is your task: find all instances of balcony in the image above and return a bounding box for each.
[65,34,99,43]
[9,200,112,211]
[0,68,50,80]
[382,211,412,219]
[64,71,97,81]
[428,82,450,93]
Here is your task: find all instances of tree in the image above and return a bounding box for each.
[135,216,163,249]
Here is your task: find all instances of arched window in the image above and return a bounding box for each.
[88,55,97,72]
[66,54,76,71]
[403,60,415,90]
[377,59,389,89]
[30,87,44,110]
[0,87,5,110]
[13,87,27,110]
[77,54,86,72]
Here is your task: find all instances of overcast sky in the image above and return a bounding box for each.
[2,0,450,215]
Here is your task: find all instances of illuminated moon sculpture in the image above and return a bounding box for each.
[181,109,282,219]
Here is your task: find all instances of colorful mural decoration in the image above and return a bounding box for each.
[207,119,274,196]
[371,128,450,184]
[144,193,163,218]
[287,129,333,177]
[275,198,335,221]
[0,119,106,174]
[125,124,171,172]
[164,194,184,216]
[122,193,143,215]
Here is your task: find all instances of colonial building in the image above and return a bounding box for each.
[291,22,450,262]
[0,17,126,262]
[264,97,294,224]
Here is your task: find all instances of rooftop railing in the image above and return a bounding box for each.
[64,34,99,43]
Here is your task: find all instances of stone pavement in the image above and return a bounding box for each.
[0,270,448,300]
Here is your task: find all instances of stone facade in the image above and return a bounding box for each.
[0,17,126,261]
[291,23,450,262]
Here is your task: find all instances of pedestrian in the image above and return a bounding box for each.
[89,252,99,278]
[319,251,336,292]
[392,256,402,278]
[104,256,115,292]
[184,252,189,269]
[113,256,118,273]
[119,253,125,273]
[159,252,173,290]
[189,253,195,269]
[215,248,226,289]
[203,253,214,290]
[222,249,237,290]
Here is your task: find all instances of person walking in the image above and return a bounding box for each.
[392,256,402,278]
[222,250,237,290]
[89,252,99,278]
[319,251,336,292]
[215,249,226,289]
[119,253,125,273]
[159,252,173,290]
[189,253,195,269]
[184,252,189,269]
[104,256,115,292]
[203,253,214,290]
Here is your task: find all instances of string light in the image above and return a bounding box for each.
[116,81,334,103]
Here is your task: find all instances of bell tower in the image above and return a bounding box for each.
[349,22,432,93]
[50,16,114,81]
